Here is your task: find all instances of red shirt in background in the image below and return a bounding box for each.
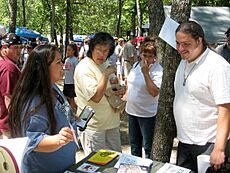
[0,57,21,132]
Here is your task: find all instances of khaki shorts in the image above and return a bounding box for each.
[78,127,122,155]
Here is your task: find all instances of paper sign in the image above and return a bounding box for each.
[159,16,180,49]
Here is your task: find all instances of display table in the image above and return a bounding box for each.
[66,151,194,173]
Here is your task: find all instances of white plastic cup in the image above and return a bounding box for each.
[197,154,210,173]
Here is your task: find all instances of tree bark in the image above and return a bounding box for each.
[148,0,165,63]
[130,3,136,37]
[22,0,26,27]
[8,0,17,33]
[51,0,55,43]
[136,0,142,37]
[150,0,192,162]
[65,0,71,59]
[116,0,123,37]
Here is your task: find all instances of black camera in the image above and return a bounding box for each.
[76,106,95,131]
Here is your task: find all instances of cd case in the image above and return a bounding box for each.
[117,164,149,173]
[76,163,100,173]
[76,106,95,130]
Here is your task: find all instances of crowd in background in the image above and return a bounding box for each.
[0,24,230,173]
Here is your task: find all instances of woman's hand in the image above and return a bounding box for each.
[34,127,74,152]
[104,66,116,78]
[141,60,150,75]
[114,85,126,97]
[57,127,73,146]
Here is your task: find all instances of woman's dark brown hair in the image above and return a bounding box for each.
[8,44,59,137]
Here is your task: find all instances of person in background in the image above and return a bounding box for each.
[215,28,230,62]
[174,21,230,172]
[63,43,79,111]
[74,32,125,155]
[79,38,90,60]
[0,33,22,139]
[122,35,136,79]
[115,38,124,63]
[36,37,41,45]
[22,42,38,70]
[114,37,118,46]
[8,44,77,173]
[115,38,125,81]
[21,43,27,65]
[58,38,64,60]
[124,37,163,159]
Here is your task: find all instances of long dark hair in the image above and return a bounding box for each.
[87,32,115,59]
[8,44,59,137]
[176,20,208,50]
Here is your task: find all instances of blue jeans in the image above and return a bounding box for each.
[128,114,156,158]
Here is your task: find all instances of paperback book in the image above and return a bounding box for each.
[87,149,119,165]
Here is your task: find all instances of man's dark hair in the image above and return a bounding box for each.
[176,20,208,49]
[225,28,230,36]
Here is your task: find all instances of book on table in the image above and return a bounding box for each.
[76,163,100,173]
[114,153,153,173]
[87,149,119,165]
[114,153,153,168]
[117,163,149,173]
[156,163,191,173]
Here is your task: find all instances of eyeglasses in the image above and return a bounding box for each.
[141,53,156,58]
[176,41,193,49]
[94,47,110,55]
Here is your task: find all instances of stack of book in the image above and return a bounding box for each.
[114,153,153,173]
[73,149,119,173]
[66,150,154,173]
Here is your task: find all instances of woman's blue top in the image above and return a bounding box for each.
[20,84,77,173]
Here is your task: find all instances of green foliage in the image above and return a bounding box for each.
[1,0,228,39]
[76,0,118,35]
[0,1,10,25]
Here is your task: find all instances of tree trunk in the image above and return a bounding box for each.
[22,0,26,27]
[149,0,192,162]
[51,0,55,43]
[136,0,142,37]
[65,0,71,59]
[8,0,17,33]
[148,0,165,62]
[130,3,136,37]
[116,0,123,37]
